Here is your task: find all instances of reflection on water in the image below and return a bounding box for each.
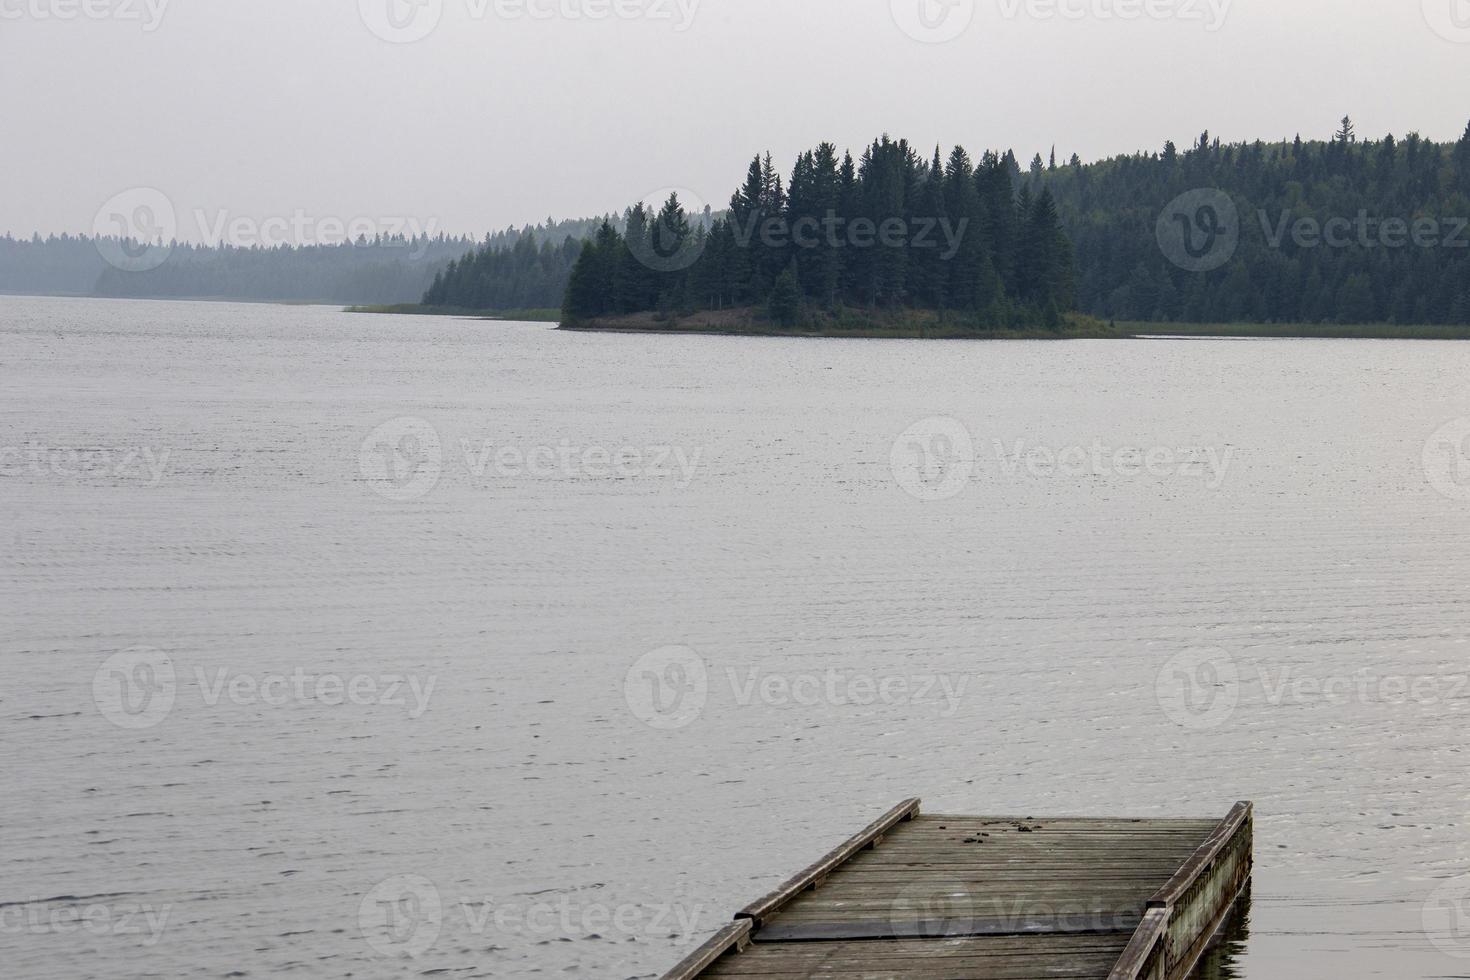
[1190,886,1252,979]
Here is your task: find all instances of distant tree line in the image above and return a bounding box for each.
[11,120,1470,325]
[557,137,1075,328]
[0,233,109,297]
[0,215,604,306]
[92,236,474,305]
[1051,117,1470,324]
[422,234,585,310]
[431,120,1470,328]
[0,232,475,305]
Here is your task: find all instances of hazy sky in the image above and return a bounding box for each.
[4,0,1469,243]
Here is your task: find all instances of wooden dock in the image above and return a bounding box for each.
[660,799,1252,980]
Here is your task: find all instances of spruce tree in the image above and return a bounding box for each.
[768,262,803,327]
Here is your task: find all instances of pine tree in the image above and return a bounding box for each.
[618,204,654,313]
[1455,119,1470,193]
[768,261,803,327]
[943,146,978,308]
[563,221,622,320]
[912,147,947,307]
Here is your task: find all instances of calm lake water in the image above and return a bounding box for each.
[2,294,1469,979]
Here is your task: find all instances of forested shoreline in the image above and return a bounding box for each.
[1055,119,1470,324]
[9,120,1470,327]
[431,120,1470,329]
[0,217,596,307]
[559,137,1075,330]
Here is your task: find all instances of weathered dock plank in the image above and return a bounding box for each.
[659,800,1252,980]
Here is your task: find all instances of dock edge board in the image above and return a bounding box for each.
[656,798,1254,980]
[1109,801,1255,980]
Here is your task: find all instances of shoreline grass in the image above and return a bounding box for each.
[346,304,1470,341]
[560,307,1121,340]
[1121,321,1470,340]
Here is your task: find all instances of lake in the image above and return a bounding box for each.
[2,293,1468,978]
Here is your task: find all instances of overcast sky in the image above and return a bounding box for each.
[3,0,1469,243]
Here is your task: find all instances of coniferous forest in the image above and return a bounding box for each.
[1053,119,1470,325]
[421,233,586,311]
[0,217,596,307]
[428,121,1470,329]
[559,137,1075,329]
[9,121,1470,327]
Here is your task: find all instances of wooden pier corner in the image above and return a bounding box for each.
[660,799,1253,980]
